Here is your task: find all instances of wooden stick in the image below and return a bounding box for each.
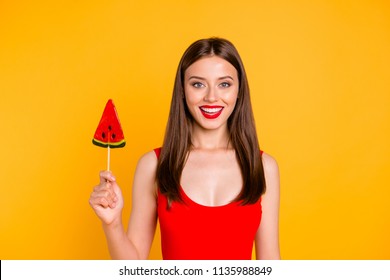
[107,145,111,171]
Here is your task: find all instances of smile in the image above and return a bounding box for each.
[199,106,224,119]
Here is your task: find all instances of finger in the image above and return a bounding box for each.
[99,170,116,184]
[89,196,110,209]
[90,193,118,209]
[93,181,113,192]
[110,181,122,198]
[90,186,117,206]
[103,182,118,202]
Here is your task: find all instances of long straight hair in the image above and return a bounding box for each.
[156,37,266,205]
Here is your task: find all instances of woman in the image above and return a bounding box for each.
[89,37,280,260]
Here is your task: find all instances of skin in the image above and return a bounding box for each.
[89,56,281,260]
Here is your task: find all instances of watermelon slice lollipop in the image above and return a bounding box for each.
[92,99,125,170]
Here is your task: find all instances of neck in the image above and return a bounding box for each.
[190,124,231,150]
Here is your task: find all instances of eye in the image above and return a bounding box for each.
[192,82,205,88]
[219,82,231,88]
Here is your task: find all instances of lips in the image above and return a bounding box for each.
[199,105,224,119]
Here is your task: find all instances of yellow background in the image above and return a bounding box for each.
[0,0,389,260]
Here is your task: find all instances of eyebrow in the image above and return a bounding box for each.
[188,75,234,81]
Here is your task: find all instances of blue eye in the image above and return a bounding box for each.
[192,82,204,88]
[220,82,231,88]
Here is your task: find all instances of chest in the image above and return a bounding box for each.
[180,150,243,206]
[157,190,262,260]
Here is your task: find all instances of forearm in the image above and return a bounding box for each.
[256,244,281,260]
[102,220,140,259]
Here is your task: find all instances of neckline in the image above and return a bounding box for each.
[179,185,239,209]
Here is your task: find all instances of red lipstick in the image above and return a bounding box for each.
[199,105,224,119]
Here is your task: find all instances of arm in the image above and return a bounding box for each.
[255,152,281,260]
[124,151,158,259]
[90,151,158,259]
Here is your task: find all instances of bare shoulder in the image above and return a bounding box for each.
[132,150,159,196]
[261,152,280,192]
[262,152,279,174]
[136,150,158,173]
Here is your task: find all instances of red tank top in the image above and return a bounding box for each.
[154,148,262,260]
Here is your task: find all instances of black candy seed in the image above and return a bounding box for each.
[108,125,112,131]
[102,132,106,139]
[112,133,116,139]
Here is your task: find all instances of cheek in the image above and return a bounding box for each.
[184,95,197,112]
[184,88,202,105]
[224,89,239,104]
[229,99,238,113]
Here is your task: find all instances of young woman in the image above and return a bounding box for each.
[89,37,280,260]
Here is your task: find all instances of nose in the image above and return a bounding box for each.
[204,87,219,102]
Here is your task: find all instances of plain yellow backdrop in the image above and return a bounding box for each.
[0,0,389,259]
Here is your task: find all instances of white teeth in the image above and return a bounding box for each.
[200,107,223,113]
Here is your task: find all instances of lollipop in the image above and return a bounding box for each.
[92,99,125,171]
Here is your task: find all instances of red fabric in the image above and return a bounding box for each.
[154,148,262,260]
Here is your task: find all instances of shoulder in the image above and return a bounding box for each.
[135,150,159,174]
[261,152,280,189]
[261,152,279,173]
[138,149,159,166]
[132,150,159,197]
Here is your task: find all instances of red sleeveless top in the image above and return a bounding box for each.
[154,148,262,260]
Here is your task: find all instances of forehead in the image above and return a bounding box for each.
[185,56,238,78]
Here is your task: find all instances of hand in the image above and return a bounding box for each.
[89,171,124,225]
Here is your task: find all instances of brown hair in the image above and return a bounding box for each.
[156,37,266,205]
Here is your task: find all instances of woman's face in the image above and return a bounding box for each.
[184,56,239,132]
